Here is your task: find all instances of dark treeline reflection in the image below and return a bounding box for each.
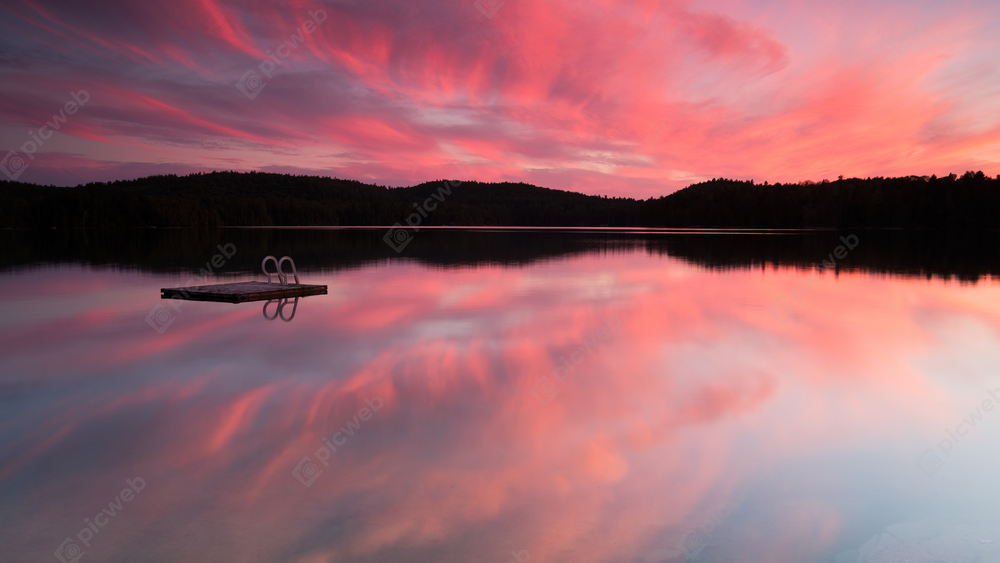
[1,228,998,282]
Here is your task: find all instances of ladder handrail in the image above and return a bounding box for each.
[262,255,300,285]
[261,256,280,284]
[277,256,300,284]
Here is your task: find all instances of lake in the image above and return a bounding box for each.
[2,227,999,563]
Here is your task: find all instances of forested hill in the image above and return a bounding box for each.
[640,172,1000,229]
[0,172,635,228]
[1,170,997,229]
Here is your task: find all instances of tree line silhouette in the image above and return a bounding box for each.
[1,170,998,229]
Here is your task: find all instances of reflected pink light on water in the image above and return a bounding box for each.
[2,251,1000,562]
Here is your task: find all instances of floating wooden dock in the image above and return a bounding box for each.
[161,281,328,304]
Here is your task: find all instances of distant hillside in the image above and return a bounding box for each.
[640,173,1000,229]
[1,170,997,229]
[0,173,402,228]
[0,172,636,228]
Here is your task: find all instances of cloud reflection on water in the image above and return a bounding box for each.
[1,247,1000,562]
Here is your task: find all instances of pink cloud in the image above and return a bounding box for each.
[0,0,997,194]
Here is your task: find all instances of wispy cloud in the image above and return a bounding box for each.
[1,0,997,191]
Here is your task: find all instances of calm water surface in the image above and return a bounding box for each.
[2,228,1000,563]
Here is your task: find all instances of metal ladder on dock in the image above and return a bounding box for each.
[260,256,306,321]
[261,256,300,285]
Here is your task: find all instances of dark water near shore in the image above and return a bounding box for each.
[2,228,999,563]
[3,228,1000,281]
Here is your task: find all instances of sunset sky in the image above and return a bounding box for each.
[1,0,999,196]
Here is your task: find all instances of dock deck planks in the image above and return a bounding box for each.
[161,281,328,303]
